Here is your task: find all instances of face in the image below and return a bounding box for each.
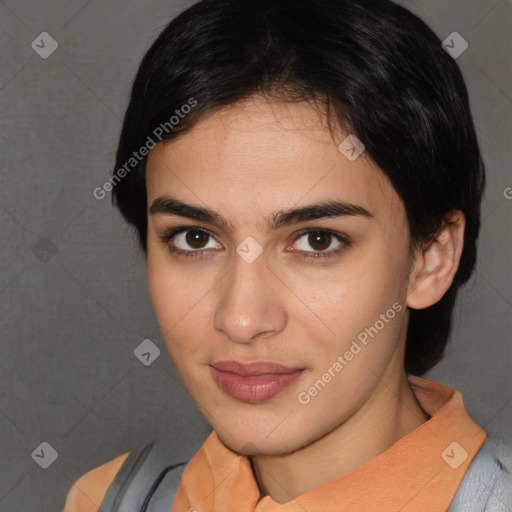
[145,97,415,456]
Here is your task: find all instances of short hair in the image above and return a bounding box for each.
[112,0,486,376]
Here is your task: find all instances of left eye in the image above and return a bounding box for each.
[292,230,346,253]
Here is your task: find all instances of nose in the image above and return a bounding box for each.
[213,252,287,344]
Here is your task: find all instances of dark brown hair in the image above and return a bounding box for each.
[111,0,485,375]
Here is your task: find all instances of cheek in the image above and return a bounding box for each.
[147,255,176,332]
[147,253,192,337]
[147,249,218,367]
[291,250,399,328]
[292,246,409,368]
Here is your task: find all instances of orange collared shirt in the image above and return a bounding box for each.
[172,376,487,512]
[64,376,487,512]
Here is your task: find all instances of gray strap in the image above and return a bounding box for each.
[99,439,187,512]
[448,437,512,512]
[99,441,156,512]
[143,463,187,512]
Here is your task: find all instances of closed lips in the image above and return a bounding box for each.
[209,361,306,403]
[210,360,304,376]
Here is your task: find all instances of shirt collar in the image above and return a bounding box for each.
[174,376,487,512]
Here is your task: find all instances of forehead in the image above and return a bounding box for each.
[145,98,404,222]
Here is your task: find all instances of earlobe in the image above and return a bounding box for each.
[406,210,466,310]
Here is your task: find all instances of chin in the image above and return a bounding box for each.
[215,424,314,457]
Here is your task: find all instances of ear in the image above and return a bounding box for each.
[406,210,466,310]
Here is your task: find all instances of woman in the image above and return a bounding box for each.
[64,0,512,510]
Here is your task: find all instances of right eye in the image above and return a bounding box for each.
[159,227,223,258]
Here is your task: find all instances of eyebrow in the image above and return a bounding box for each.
[149,196,373,233]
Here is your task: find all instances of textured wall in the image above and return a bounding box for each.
[0,0,510,510]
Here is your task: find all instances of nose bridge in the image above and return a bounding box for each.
[214,250,284,343]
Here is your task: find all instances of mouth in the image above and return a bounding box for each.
[210,360,306,403]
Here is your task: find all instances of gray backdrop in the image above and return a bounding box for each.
[0,0,510,510]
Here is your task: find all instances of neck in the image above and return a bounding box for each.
[250,369,430,504]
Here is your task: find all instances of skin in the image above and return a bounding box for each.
[145,96,465,504]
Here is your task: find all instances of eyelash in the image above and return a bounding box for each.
[158,227,352,261]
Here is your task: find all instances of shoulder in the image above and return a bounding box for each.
[62,451,131,512]
[477,437,512,483]
[482,437,512,504]
[449,437,512,511]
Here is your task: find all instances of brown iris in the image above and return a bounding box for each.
[307,231,332,251]
[186,230,209,249]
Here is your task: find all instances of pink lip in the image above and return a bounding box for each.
[210,360,305,403]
